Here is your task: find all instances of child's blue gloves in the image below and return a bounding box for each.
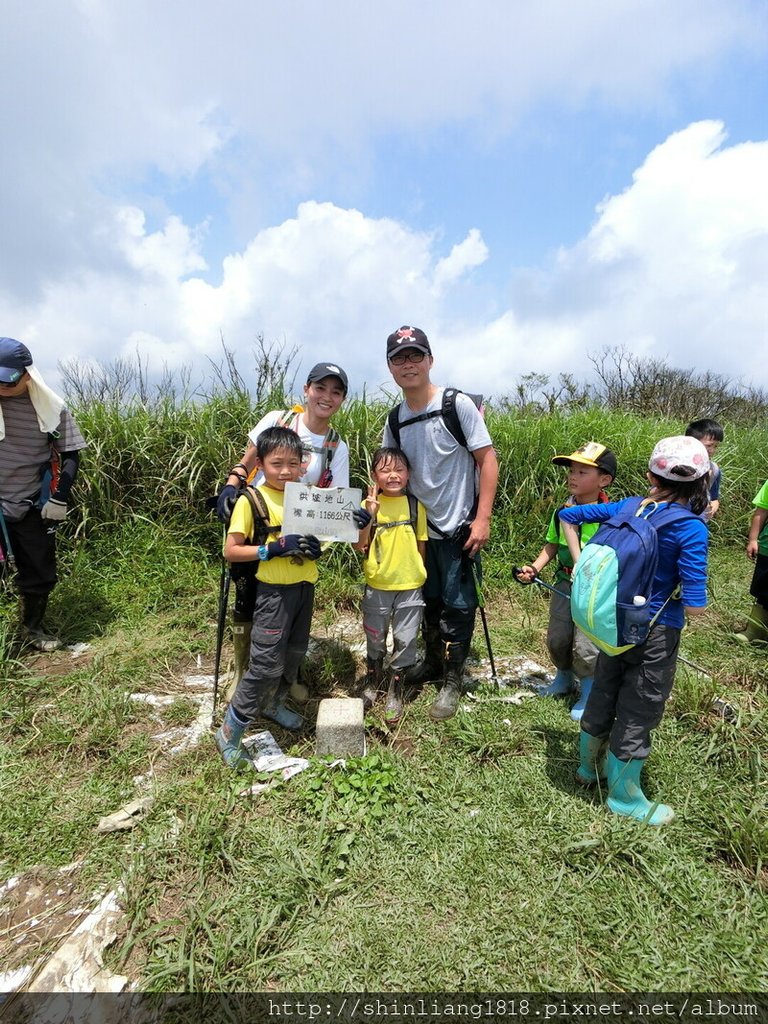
[352,508,372,529]
[267,535,322,560]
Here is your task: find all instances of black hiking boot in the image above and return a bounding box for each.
[21,593,60,653]
[384,668,407,725]
[428,642,468,721]
[361,657,384,709]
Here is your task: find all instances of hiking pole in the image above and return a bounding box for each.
[470,555,498,683]
[211,559,231,727]
[512,566,565,597]
[0,507,15,581]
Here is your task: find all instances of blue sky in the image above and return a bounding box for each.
[2,0,767,399]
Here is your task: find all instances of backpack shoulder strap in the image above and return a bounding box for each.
[638,499,697,527]
[276,407,302,430]
[241,486,271,545]
[321,427,339,471]
[441,388,467,448]
[408,493,418,527]
[387,405,402,448]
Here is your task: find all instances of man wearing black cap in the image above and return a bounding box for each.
[0,338,87,650]
[383,326,498,720]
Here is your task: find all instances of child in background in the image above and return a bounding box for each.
[216,427,322,767]
[685,418,723,518]
[734,480,768,644]
[354,447,428,724]
[516,442,616,721]
[558,436,710,825]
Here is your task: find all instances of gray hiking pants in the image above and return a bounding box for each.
[231,581,314,724]
[362,585,424,669]
[546,580,600,680]
[581,623,681,760]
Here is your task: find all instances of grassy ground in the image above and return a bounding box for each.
[1,526,766,992]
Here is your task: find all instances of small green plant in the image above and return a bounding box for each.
[301,754,404,822]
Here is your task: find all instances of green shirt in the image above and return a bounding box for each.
[545,505,604,582]
[753,481,768,557]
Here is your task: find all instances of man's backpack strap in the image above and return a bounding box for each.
[387,406,403,448]
[387,389,483,451]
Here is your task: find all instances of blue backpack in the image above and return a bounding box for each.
[570,498,696,655]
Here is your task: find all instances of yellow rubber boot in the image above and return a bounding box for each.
[225,617,252,703]
[734,604,768,644]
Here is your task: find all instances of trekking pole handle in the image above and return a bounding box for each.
[512,566,563,596]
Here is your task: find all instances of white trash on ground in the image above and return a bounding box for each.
[239,731,310,797]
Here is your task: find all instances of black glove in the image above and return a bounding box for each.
[267,535,306,559]
[352,507,372,529]
[298,535,322,560]
[216,484,239,523]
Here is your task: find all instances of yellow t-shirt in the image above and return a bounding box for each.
[363,494,428,591]
[228,485,318,586]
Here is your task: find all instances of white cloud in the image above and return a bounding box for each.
[2,122,766,402]
[449,121,768,393]
[2,0,765,304]
[433,230,489,294]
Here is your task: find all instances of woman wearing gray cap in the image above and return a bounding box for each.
[214,361,352,712]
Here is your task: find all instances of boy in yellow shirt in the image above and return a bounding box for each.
[216,426,322,767]
[355,447,428,723]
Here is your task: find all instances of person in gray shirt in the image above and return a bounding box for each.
[383,326,498,720]
[0,338,87,650]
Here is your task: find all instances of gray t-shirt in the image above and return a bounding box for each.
[0,393,87,520]
[383,388,492,539]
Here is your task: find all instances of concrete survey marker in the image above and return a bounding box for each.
[315,697,365,757]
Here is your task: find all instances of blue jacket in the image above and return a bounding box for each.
[558,498,709,629]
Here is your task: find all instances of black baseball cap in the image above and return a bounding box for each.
[306,362,348,394]
[552,442,617,480]
[386,325,432,360]
[0,337,33,384]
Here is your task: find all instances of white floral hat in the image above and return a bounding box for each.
[649,435,710,480]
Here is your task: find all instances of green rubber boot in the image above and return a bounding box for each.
[215,705,253,768]
[605,751,674,825]
[734,603,768,644]
[576,729,607,787]
[225,616,252,702]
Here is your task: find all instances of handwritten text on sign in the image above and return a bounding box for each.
[281,483,362,542]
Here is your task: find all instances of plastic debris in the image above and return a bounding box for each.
[96,798,154,834]
[465,690,536,706]
[67,642,92,658]
[238,731,310,796]
[712,697,737,722]
[130,693,175,707]
[24,890,127,993]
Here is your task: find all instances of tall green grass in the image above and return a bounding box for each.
[64,374,767,572]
